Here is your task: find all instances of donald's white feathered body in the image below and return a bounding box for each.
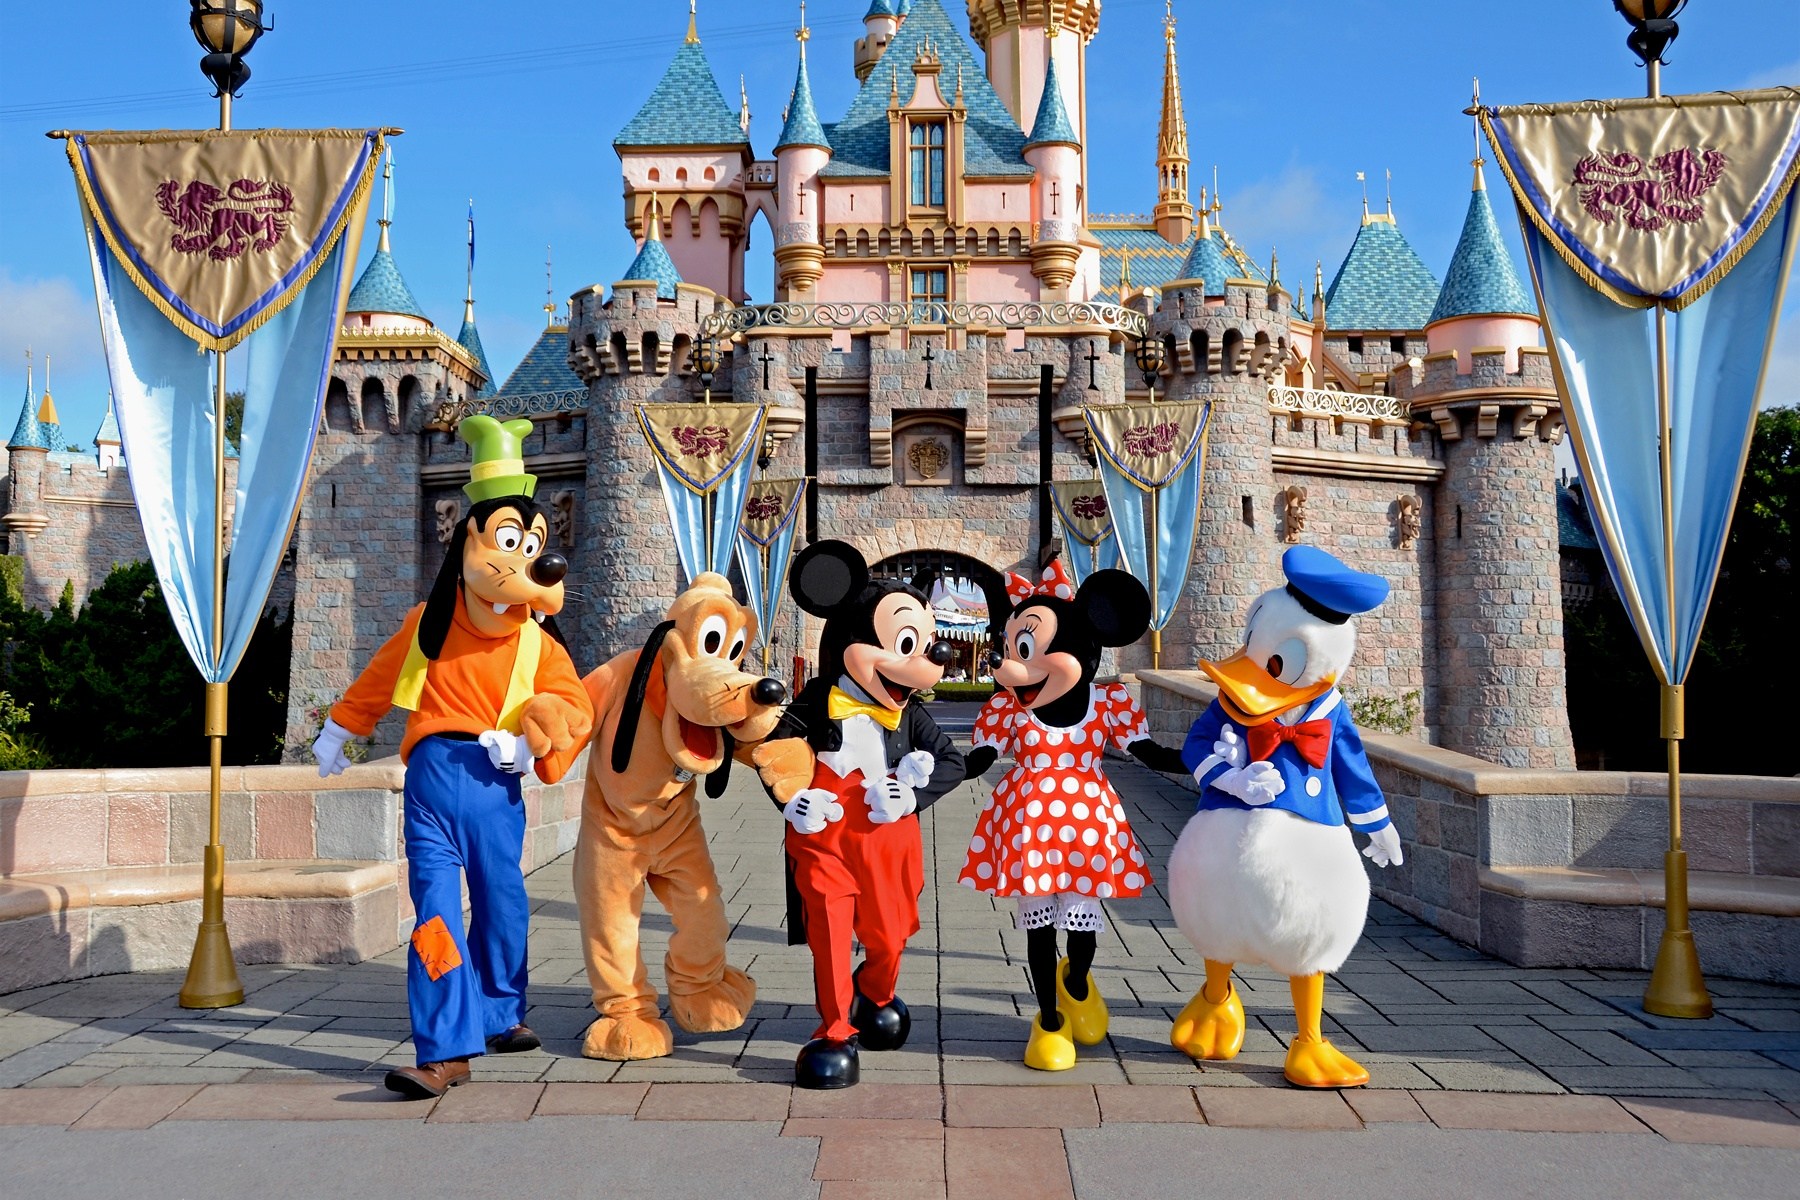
[1167,546,1401,1088]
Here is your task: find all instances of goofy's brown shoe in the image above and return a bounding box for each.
[486,1024,541,1054]
[383,1058,470,1099]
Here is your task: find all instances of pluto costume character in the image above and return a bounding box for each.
[1168,545,1403,1089]
[574,575,788,1060]
[314,416,594,1099]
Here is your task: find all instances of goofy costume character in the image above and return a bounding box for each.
[314,415,594,1099]
[752,541,966,1089]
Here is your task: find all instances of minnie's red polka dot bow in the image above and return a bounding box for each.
[1005,557,1076,604]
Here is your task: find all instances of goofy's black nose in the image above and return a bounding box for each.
[752,677,787,707]
[530,552,568,586]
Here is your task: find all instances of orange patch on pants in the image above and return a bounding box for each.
[411,915,463,981]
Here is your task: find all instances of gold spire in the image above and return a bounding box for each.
[796,0,809,57]
[1119,246,1133,294]
[1197,185,1210,238]
[686,0,699,44]
[1152,0,1192,246]
[37,354,59,426]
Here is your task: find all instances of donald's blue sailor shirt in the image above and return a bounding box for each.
[1179,689,1390,833]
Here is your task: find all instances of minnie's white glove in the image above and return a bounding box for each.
[895,750,935,790]
[783,788,844,835]
[1362,825,1405,868]
[313,717,353,778]
[479,729,536,776]
[1213,760,1285,806]
[864,775,918,824]
[1211,724,1248,771]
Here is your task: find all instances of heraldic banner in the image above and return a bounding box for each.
[1482,90,1800,684]
[64,128,384,682]
[638,403,769,581]
[735,477,807,658]
[1048,478,1121,588]
[1082,400,1210,633]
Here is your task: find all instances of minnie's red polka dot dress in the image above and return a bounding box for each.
[957,682,1153,903]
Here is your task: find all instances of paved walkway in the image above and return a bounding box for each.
[2,747,1799,1194]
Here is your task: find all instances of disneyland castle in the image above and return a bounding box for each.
[1,0,1575,772]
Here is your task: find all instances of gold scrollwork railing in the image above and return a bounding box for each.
[1266,385,1408,423]
[699,300,1149,340]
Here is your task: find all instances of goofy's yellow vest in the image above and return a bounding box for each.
[390,616,543,734]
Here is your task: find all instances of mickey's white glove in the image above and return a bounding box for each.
[1213,760,1285,806]
[1211,725,1248,771]
[479,729,536,776]
[864,775,918,824]
[783,788,844,835]
[895,750,935,790]
[313,717,353,778]
[1362,824,1405,868]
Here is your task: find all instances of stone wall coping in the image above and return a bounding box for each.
[1138,670,1800,803]
[0,860,400,922]
[1480,865,1800,918]
[0,758,408,800]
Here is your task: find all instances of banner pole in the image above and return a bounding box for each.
[180,84,246,1010]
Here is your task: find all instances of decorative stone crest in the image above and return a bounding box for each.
[907,437,950,481]
[1396,493,1421,550]
[1281,484,1308,544]
[434,498,460,544]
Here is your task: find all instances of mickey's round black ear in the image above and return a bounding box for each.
[790,540,870,617]
[1077,569,1152,647]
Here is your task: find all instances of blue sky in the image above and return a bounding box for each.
[1,0,1795,445]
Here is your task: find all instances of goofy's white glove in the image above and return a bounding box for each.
[895,750,935,790]
[312,717,353,778]
[1362,825,1405,868]
[783,788,844,835]
[479,729,536,776]
[1213,760,1285,806]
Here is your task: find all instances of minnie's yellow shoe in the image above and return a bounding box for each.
[1055,958,1109,1046]
[1283,1034,1369,1089]
[1023,1014,1077,1072]
[1170,982,1246,1061]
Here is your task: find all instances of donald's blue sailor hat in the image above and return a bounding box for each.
[1281,545,1389,624]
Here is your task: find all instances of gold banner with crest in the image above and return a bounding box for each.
[1481,89,1800,309]
[636,403,767,495]
[63,128,385,350]
[740,477,806,547]
[1082,401,1210,491]
[1048,479,1114,547]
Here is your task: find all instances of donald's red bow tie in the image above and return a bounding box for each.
[1246,719,1332,769]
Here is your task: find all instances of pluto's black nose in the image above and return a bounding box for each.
[752,677,787,707]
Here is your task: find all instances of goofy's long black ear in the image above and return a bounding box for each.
[1077,568,1152,647]
[705,728,736,798]
[790,540,868,617]
[611,620,676,776]
[419,516,469,660]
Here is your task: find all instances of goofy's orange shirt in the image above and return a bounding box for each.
[330,590,591,783]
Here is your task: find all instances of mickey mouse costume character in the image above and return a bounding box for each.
[1168,544,1400,1088]
[314,415,594,1099]
[957,560,1187,1071]
[752,540,966,1089]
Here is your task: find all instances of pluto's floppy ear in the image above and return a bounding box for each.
[705,729,735,798]
[419,516,471,660]
[1077,569,1152,648]
[611,620,676,776]
[790,540,869,617]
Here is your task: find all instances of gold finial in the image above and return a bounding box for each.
[1210,166,1222,216]
[1269,249,1280,288]
[955,62,964,104]
[1165,0,1176,39]
[1119,246,1133,293]
[544,244,556,326]
[38,354,59,425]
[1470,77,1487,191]
[1357,170,1369,223]
[1385,168,1394,219]
[646,192,663,241]
[1197,185,1210,237]
[796,0,809,53]
[686,0,699,43]
[1314,259,1324,294]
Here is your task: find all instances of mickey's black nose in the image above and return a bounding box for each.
[530,552,568,586]
[752,677,787,707]
[927,639,956,667]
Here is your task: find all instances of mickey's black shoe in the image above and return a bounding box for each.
[849,978,912,1052]
[795,1036,860,1090]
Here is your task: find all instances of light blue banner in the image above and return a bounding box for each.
[86,216,345,683]
[734,481,805,657]
[651,414,765,585]
[1527,192,1800,684]
[1091,425,1206,634]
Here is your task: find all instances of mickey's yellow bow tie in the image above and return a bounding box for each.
[828,686,903,731]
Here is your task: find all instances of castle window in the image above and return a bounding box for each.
[909,266,949,320]
[1347,336,1364,356]
[909,121,947,208]
[1390,335,1407,354]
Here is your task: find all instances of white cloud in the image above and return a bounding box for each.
[0,269,101,378]
[1213,164,1331,271]
[1740,58,1800,90]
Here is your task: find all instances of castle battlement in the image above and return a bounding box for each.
[1392,346,1562,444]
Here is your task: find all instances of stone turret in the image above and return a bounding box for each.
[1023,49,1081,298]
[1425,159,1540,372]
[775,20,830,299]
[4,359,50,547]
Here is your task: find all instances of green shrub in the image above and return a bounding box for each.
[1348,689,1420,736]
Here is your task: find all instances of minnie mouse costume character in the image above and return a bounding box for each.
[958,560,1187,1071]
[751,541,966,1089]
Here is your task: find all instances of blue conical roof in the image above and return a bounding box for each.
[1429,174,1535,324]
[1175,228,1237,292]
[494,324,585,399]
[457,306,498,398]
[346,236,429,320]
[8,370,48,451]
[1024,55,1079,149]
[615,32,750,149]
[865,0,897,16]
[94,404,120,445]
[1324,216,1440,331]
[776,53,830,152]
[619,233,684,300]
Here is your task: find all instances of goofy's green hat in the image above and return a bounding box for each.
[459,414,537,503]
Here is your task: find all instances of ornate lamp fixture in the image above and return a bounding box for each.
[1133,334,1166,400]
[694,336,720,400]
[1612,0,1687,68]
[190,0,269,98]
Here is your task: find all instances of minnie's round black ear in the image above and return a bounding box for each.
[1078,569,1152,647]
[789,540,869,617]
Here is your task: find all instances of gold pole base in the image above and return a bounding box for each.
[179,919,245,1009]
[1643,927,1713,1020]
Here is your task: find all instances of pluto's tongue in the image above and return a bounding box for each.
[679,717,717,761]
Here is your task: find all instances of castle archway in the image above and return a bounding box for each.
[871,548,1007,682]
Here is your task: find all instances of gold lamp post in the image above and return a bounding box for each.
[1132,333,1166,668]
[1609,0,1711,1021]
[178,0,270,1010]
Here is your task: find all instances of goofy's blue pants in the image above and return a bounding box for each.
[402,735,529,1065]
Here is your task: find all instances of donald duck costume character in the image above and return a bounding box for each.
[1168,545,1402,1088]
